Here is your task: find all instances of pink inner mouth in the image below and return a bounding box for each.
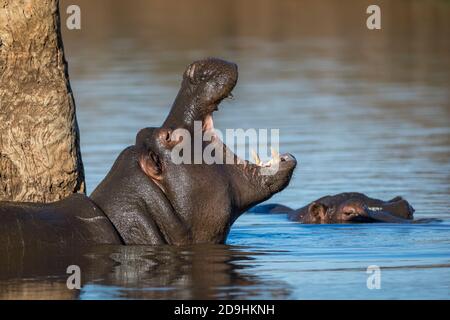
[202,114,214,132]
[200,111,293,169]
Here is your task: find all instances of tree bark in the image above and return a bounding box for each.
[0,0,85,202]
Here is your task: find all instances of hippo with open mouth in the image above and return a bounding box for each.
[251,193,415,223]
[0,58,297,249]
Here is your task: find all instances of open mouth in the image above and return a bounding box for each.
[200,94,296,171]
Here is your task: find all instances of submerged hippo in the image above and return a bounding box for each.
[0,58,297,249]
[251,193,415,223]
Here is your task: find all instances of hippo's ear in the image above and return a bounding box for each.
[139,152,163,181]
[308,202,327,219]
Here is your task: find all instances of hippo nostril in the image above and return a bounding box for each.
[188,64,196,79]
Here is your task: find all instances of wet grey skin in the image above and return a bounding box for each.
[163,57,238,131]
[251,193,415,224]
[0,58,297,250]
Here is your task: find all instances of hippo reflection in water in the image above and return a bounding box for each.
[0,58,297,249]
[251,193,415,223]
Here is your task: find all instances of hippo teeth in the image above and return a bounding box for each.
[271,147,281,164]
[250,148,282,167]
[251,149,261,166]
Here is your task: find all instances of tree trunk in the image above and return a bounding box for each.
[0,0,85,202]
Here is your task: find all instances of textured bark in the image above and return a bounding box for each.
[0,0,85,202]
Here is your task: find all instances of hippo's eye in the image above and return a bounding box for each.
[159,130,173,145]
[165,131,171,142]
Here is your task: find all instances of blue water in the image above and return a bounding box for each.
[1,0,449,299]
[229,214,450,299]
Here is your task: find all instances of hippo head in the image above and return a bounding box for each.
[299,194,415,224]
[91,58,295,245]
[134,58,297,243]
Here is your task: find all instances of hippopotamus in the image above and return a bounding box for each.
[250,193,415,223]
[0,58,297,250]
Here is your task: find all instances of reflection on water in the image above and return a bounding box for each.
[0,245,290,299]
[1,219,449,299]
[1,0,449,299]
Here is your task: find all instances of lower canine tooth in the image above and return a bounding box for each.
[251,149,261,166]
[271,147,281,163]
